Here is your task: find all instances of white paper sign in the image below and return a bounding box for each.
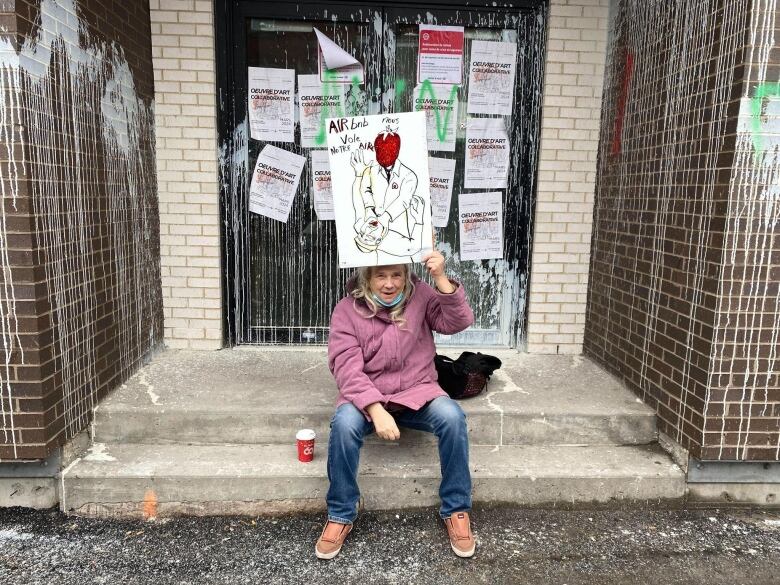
[314,27,364,84]
[414,83,458,152]
[326,111,433,268]
[248,67,295,142]
[298,74,344,148]
[459,191,503,261]
[464,118,510,189]
[417,24,464,86]
[428,157,456,227]
[467,40,517,115]
[249,145,306,222]
[310,150,334,220]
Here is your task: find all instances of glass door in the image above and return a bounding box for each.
[385,7,546,346]
[233,4,384,344]
[222,2,546,347]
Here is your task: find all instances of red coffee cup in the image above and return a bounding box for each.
[296,429,316,463]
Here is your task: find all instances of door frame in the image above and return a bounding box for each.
[215,0,548,347]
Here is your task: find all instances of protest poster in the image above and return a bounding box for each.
[298,74,344,148]
[314,28,364,84]
[248,67,295,142]
[249,145,306,222]
[458,191,503,261]
[326,111,433,268]
[466,40,517,115]
[417,24,465,86]
[464,118,510,189]
[310,150,334,220]
[428,157,456,227]
[414,82,458,152]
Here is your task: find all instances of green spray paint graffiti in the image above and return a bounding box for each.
[749,82,780,157]
[313,75,408,145]
[414,79,459,143]
[313,71,356,146]
[313,76,459,146]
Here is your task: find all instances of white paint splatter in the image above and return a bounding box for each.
[0,36,24,457]
[705,0,780,460]
[84,443,117,462]
[485,369,528,448]
[0,529,33,541]
[137,369,160,406]
[221,8,545,349]
[300,362,323,374]
[594,0,779,461]
[0,0,161,457]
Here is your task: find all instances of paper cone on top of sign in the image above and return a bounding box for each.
[314,27,364,84]
[314,28,359,69]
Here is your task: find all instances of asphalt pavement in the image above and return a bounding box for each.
[1,505,780,584]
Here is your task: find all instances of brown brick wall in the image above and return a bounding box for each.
[703,1,780,461]
[0,0,163,461]
[586,0,780,461]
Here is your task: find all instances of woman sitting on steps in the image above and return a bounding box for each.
[315,250,476,559]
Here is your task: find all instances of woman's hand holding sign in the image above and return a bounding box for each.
[422,250,455,294]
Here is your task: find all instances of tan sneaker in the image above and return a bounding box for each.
[315,521,352,559]
[444,511,476,558]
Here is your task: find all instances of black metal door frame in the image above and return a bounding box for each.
[215,0,548,347]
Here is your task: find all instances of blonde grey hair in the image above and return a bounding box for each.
[351,265,415,327]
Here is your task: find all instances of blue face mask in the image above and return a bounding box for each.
[372,291,405,308]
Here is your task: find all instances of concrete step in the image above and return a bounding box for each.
[93,349,658,447]
[61,442,686,517]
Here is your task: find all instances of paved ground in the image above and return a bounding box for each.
[1,506,780,584]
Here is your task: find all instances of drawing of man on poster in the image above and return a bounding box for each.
[326,111,432,268]
[349,123,426,264]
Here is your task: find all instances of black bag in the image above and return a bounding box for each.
[434,352,502,399]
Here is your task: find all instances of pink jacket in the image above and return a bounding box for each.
[328,274,475,415]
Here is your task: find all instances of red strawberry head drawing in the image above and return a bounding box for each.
[374,127,401,169]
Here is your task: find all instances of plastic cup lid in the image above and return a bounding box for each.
[296,429,316,441]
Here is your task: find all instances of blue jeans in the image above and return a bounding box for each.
[326,396,472,524]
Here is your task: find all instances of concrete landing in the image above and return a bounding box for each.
[60,348,685,517]
[94,349,658,447]
[62,442,685,517]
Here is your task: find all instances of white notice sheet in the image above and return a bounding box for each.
[459,191,503,261]
[414,83,458,152]
[249,145,306,222]
[464,118,510,189]
[428,157,456,227]
[310,150,334,220]
[248,67,295,142]
[467,40,517,115]
[298,74,344,148]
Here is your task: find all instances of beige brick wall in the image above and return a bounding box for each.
[526,0,608,354]
[150,0,222,349]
